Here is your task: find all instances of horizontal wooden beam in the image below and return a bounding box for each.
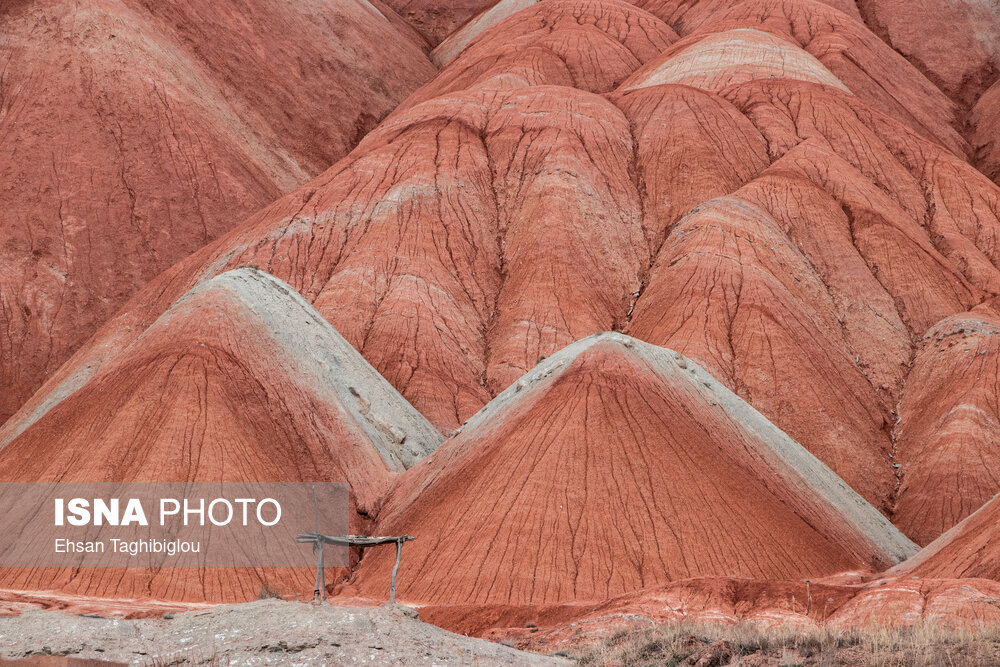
[296,532,414,547]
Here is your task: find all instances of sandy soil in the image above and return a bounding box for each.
[0,600,569,665]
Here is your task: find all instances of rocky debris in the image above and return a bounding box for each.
[0,600,568,665]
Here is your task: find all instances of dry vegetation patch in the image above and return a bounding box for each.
[574,622,1000,666]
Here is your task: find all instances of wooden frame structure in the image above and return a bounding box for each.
[296,532,415,603]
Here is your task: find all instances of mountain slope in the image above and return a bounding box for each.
[351,333,915,606]
[0,268,441,601]
[9,0,1000,519]
[892,309,1000,545]
[0,0,435,426]
[891,491,1000,582]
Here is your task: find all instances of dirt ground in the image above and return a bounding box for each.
[0,599,570,665]
[571,621,1000,666]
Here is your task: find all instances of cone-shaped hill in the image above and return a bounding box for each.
[352,333,916,606]
[13,0,1000,524]
[0,268,442,601]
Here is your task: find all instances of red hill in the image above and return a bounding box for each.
[352,334,914,606]
[0,0,435,425]
[0,268,441,601]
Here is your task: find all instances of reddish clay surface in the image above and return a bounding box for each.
[0,589,207,620]
[972,79,1000,184]
[618,77,1000,510]
[645,0,969,157]
[827,577,1000,630]
[423,577,860,642]
[0,0,435,426]
[6,0,1000,638]
[892,311,1000,546]
[418,575,1000,649]
[404,0,678,107]
[631,0,862,31]
[0,269,441,601]
[349,335,912,606]
[894,491,1000,582]
[384,0,496,45]
[856,0,1000,105]
[12,30,999,512]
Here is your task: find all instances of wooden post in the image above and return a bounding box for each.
[314,543,325,603]
[389,537,403,604]
[312,486,324,603]
[296,532,412,606]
